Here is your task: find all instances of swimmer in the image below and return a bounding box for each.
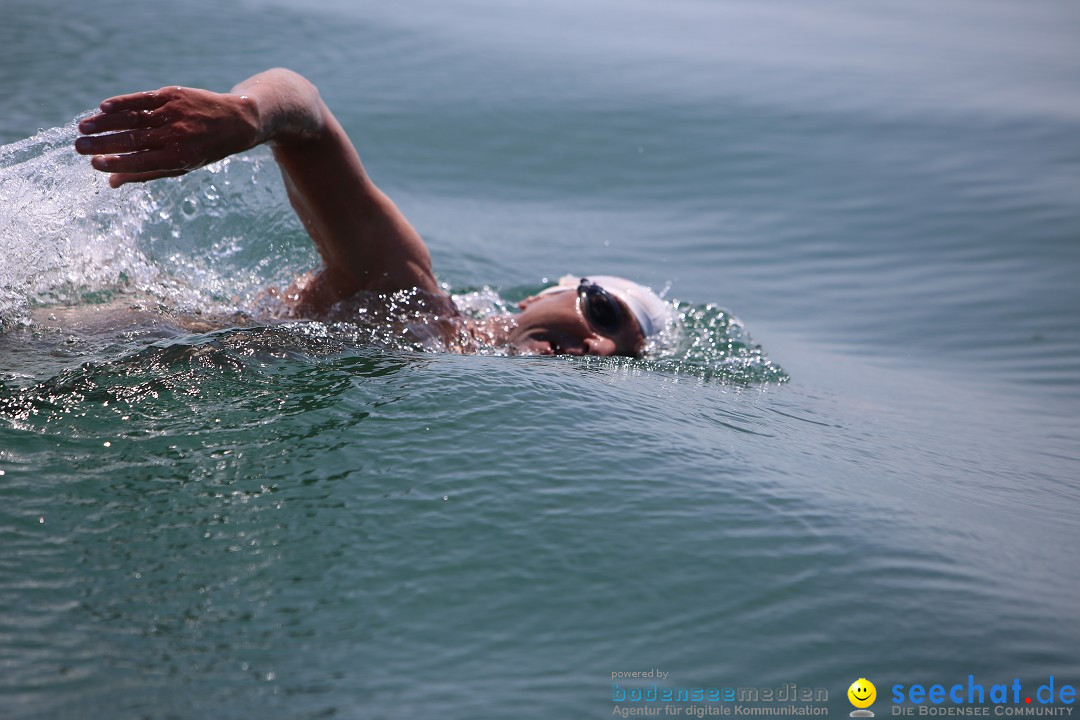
[74,68,673,357]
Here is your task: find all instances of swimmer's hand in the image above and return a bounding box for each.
[75,87,261,188]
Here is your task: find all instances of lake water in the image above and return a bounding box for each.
[2,0,1079,718]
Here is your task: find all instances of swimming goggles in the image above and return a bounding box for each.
[577,278,626,337]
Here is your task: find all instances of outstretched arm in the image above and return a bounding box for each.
[75,68,440,312]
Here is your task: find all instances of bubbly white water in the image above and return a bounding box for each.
[0,121,155,322]
[0,122,320,327]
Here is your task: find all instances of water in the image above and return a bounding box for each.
[2,0,1079,718]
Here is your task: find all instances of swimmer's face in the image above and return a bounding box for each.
[508,285,644,357]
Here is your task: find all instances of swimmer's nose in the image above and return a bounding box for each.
[582,336,615,356]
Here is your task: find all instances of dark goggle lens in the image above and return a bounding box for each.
[579,282,622,335]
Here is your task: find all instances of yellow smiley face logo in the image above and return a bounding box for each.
[848,678,876,708]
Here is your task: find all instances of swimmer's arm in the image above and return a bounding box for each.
[75,68,438,309]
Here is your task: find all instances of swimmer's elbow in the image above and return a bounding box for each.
[234,68,329,146]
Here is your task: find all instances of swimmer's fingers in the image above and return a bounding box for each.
[79,108,169,135]
[79,91,173,135]
[106,170,188,189]
[90,149,193,175]
[99,90,172,114]
[75,127,169,155]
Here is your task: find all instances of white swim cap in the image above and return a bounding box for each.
[537,274,674,338]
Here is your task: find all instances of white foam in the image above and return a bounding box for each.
[0,118,158,325]
[0,119,307,328]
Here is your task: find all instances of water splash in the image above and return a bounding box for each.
[650,302,787,384]
[0,118,309,328]
[0,119,156,324]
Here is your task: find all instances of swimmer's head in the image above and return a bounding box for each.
[508,274,673,357]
